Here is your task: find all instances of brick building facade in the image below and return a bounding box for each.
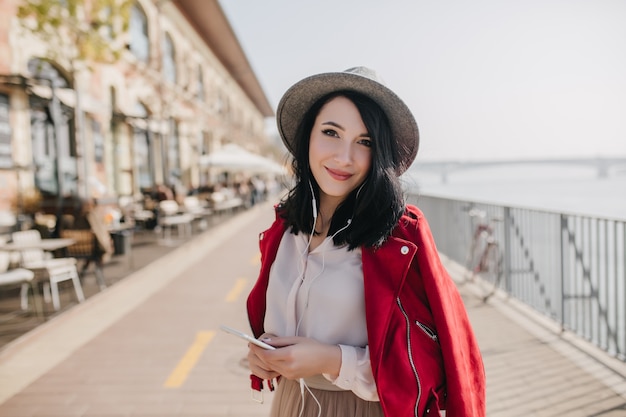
[0,0,274,215]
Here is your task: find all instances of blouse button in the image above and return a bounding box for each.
[400,245,409,255]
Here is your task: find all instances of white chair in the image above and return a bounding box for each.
[157,200,193,241]
[210,190,244,214]
[0,251,42,317]
[182,196,213,230]
[0,210,16,235]
[12,230,85,311]
[183,196,212,216]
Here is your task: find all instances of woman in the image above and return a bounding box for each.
[246,67,485,416]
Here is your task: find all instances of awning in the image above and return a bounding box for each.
[199,143,286,174]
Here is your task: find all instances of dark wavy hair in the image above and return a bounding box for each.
[280,90,406,249]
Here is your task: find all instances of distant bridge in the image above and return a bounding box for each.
[408,157,626,183]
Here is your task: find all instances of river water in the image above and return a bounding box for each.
[403,163,626,221]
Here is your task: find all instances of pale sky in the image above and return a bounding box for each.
[220,0,626,162]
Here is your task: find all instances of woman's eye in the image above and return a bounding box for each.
[359,138,373,148]
[322,129,339,138]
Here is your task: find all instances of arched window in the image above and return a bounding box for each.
[27,58,77,196]
[129,3,149,63]
[162,33,176,84]
[27,58,70,89]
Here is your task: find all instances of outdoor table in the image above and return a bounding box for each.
[0,238,76,253]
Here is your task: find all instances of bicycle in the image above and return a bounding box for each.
[463,208,504,302]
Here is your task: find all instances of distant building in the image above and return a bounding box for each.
[0,0,273,212]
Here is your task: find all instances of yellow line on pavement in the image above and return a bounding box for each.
[164,331,214,388]
[225,278,247,302]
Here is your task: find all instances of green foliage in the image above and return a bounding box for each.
[17,0,133,64]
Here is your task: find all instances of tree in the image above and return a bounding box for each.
[17,0,133,65]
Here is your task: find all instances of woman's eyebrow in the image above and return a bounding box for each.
[321,121,344,130]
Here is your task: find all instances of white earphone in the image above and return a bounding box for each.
[308,180,318,220]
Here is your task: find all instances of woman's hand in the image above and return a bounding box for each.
[247,333,280,380]
[249,336,341,381]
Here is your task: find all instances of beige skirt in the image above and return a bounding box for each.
[269,378,383,417]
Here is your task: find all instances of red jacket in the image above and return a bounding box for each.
[247,204,486,416]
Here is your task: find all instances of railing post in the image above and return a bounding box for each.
[503,206,512,293]
[560,214,566,332]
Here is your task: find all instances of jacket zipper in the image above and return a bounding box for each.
[415,320,438,343]
[397,297,421,417]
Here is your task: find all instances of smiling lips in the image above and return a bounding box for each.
[325,167,352,181]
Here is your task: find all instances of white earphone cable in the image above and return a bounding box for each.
[293,183,355,417]
[298,377,322,417]
[295,218,351,336]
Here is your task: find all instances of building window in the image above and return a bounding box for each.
[91,118,104,163]
[134,128,152,189]
[197,65,204,102]
[27,58,77,196]
[27,58,69,89]
[30,108,57,194]
[132,102,153,190]
[129,3,149,63]
[167,118,180,182]
[0,94,11,168]
[162,33,176,84]
[200,130,212,155]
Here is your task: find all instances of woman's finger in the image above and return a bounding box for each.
[247,345,280,380]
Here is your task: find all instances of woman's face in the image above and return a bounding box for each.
[309,96,372,208]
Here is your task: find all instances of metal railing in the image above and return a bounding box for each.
[407,193,626,361]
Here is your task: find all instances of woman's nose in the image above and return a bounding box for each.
[333,142,353,164]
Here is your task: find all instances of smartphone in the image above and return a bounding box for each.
[219,324,276,350]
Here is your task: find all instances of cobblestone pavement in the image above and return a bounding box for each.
[0,202,625,416]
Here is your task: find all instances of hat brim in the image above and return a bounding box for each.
[277,71,419,175]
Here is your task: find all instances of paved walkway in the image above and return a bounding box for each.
[0,202,625,416]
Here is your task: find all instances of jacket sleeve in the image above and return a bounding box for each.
[246,212,286,393]
[413,209,487,416]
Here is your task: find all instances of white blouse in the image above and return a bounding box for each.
[264,229,379,401]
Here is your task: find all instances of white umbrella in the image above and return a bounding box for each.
[199,143,285,174]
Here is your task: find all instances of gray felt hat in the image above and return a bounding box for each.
[276,67,419,175]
